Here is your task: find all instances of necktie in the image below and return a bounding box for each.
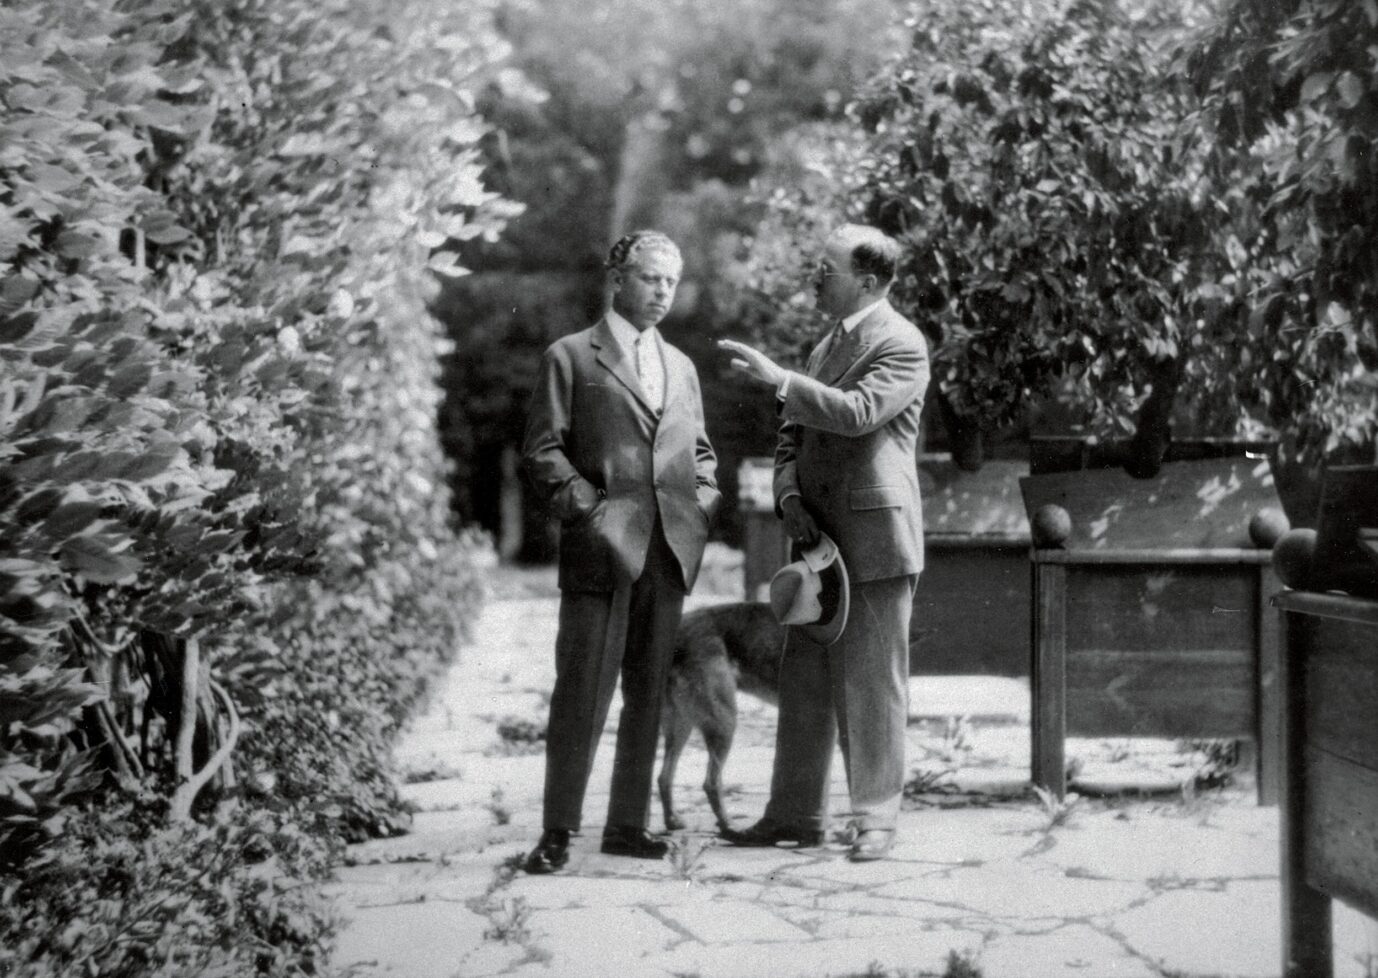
[820,320,845,364]
[636,332,664,411]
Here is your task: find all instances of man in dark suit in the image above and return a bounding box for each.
[718,224,929,861]
[521,231,721,873]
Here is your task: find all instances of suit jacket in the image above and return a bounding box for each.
[774,300,930,583]
[522,318,722,592]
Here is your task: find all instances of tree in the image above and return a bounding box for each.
[1190,0,1378,466]
[744,0,1375,486]
[439,0,904,549]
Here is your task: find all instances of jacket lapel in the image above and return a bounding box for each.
[814,302,887,386]
[591,318,655,414]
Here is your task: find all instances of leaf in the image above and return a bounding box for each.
[59,535,141,584]
[0,311,38,344]
[28,163,81,195]
[142,211,193,246]
[426,251,471,278]
[42,501,104,540]
[128,100,197,133]
[0,275,38,317]
[1300,72,1332,103]
[0,210,34,263]
[54,231,104,260]
[108,362,152,398]
[117,448,181,482]
[278,133,337,157]
[1335,72,1364,110]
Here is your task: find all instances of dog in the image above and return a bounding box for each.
[657,601,784,833]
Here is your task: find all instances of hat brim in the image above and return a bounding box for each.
[796,535,849,647]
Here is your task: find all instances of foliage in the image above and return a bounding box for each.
[0,799,336,978]
[440,0,903,547]
[852,0,1226,455]
[2,0,512,969]
[1190,0,1378,458]
[743,0,1375,468]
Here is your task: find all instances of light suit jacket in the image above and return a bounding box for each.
[522,318,722,592]
[774,300,930,583]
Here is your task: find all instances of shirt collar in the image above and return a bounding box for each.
[840,298,884,333]
[606,308,656,354]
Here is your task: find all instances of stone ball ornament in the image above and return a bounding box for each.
[1248,507,1291,549]
[1030,503,1072,548]
[1271,528,1318,590]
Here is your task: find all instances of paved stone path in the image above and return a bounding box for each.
[329,563,1376,978]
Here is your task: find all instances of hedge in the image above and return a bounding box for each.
[0,0,515,973]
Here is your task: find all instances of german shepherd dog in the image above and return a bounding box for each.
[657,602,784,832]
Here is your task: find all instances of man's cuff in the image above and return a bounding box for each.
[778,490,801,505]
[776,372,793,402]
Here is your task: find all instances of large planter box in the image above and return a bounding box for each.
[1021,457,1285,802]
[738,456,1032,677]
[1276,590,1378,978]
[911,457,1030,676]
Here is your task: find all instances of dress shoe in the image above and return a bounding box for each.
[524,829,571,874]
[721,818,825,848]
[847,828,895,862]
[600,825,670,859]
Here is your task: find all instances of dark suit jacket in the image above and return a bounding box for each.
[774,300,930,583]
[522,318,722,592]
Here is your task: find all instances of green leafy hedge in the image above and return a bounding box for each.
[1,0,514,972]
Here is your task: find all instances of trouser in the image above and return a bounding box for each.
[541,517,686,831]
[763,573,918,832]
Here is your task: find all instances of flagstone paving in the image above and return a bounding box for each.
[329,559,1378,978]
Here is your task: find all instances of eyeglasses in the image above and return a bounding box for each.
[809,262,846,281]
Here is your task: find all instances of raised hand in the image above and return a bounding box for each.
[717,339,786,388]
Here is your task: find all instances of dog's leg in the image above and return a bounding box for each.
[658,691,694,832]
[702,692,738,834]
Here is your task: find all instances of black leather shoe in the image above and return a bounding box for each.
[524,829,571,874]
[600,825,670,859]
[721,818,825,848]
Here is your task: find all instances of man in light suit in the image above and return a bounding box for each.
[718,224,929,861]
[521,231,721,873]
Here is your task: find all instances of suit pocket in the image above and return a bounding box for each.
[849,485,905,510]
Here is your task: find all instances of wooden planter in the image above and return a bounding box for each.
[739,456,1032,677]
[911,458,1030,676]
[1276,590,1378,978]
[1022,457,1287,802]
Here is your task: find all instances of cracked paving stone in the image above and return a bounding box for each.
[980,923,1158,977]
[811,909,965,940]
[345,809,495,865]
[507,873,718,910]
[873,863,1148,921]
[1032,809,1280,881]
[529,905,683,964]
[808,888,972,922]
[333,900,495,978]
[1112,879,1280,977]
[651,927,987,978]
[656,900,811,942]
[330,583,1378,978]
[325,859,497,907]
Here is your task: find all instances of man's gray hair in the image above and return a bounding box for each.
[606,230,682,272]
